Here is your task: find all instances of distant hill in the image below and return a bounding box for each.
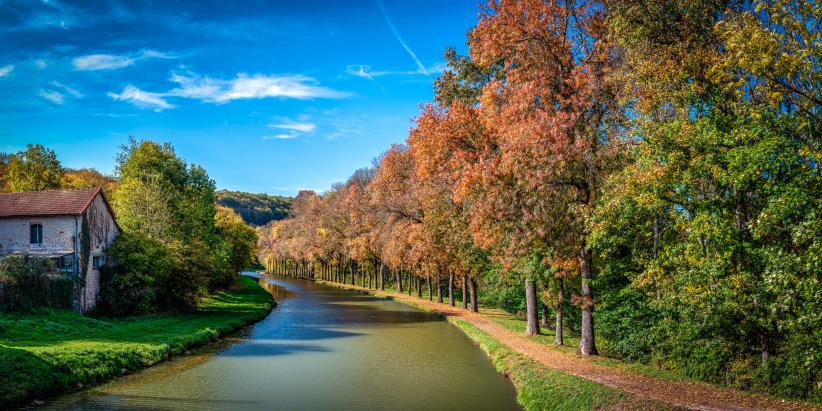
[215,190,292,226]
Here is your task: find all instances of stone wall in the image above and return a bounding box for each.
[0,215,77,256]
[79,194,120,312]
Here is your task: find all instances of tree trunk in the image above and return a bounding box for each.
[407,272,412,296]
[448,274,455,306]
[437,279,443,303]
[555,281,564,345]
[427,276,433,301]
[541,301,550,327]
[396,269,403,293]
[525,278,540,335]
[350,261,356,286]
[462,275,468,309]
[578,241,598,355]
[469,278,478,312]
[416,277,422,298]
[379,263,384,290]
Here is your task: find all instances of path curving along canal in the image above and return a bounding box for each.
[37,276,520,411]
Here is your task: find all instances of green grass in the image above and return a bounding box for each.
[0,275,274,408]
[449,319,676,411]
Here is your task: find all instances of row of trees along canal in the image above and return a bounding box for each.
[258,0,821,402]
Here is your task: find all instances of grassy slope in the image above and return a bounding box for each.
[0,275,273,408]
[450,319,675,410]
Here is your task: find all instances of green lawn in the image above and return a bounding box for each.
[0,275,274,408]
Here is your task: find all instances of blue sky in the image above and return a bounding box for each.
[0,0,479,195]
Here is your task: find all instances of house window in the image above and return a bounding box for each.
[30,224,43,244]
[57,255,74,274]
[93,255,104,269]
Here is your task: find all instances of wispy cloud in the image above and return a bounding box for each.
[109,71,348,110]
[344,63,444,79]
[169,72,349,102]
[0,65,14,77]
[37,80,83,105]
[268,122,316,133]
[34,59,47,69]
[49,81,83,98]
[108,85,174,111]
[38,89,65,104]
[73,49,175,71]
[375,0,428,75]
[262,134,300,140]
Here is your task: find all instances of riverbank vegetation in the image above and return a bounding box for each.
[0,139,260,315]
[451,320,670,410]
[0,275,273,408]
[259,0,821,403]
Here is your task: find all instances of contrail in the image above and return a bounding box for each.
[375,0,428,75]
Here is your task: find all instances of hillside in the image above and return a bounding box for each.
[215,190,291,226]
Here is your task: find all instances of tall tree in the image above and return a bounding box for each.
[468,0,624,353]
[6,144,64,192]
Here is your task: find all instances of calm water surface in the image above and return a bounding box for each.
[39,277,520,410]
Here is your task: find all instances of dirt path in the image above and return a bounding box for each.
[320,281,817,411]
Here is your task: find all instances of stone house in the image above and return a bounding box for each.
[0,187,121,311]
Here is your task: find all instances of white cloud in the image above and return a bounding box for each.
[0,65,14,77]
[38,89,65,104]
[73,49,175,71]
[344,63,445,79]
[267,122,316,133]
[139,49,175,59]
[35,59,48,69]
[73,54,134,70]
[109,71,347,111]
[50,81,83,98]
[108,85,174,111]
[169,72,349,102]
[262,133,299,140]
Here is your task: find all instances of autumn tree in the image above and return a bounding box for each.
[465,0,624,352]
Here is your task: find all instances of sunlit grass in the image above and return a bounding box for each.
[0,275,273,407]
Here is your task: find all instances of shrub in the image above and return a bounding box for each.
[98,233,174,316]
[0,256,74,311]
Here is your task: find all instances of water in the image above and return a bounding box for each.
[38,277,520,411]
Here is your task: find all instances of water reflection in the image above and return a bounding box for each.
[257,277,294,301]
[36,277,520,411]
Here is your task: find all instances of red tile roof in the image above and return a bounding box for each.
[0,188,103,217]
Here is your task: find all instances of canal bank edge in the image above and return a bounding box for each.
[314,280,818,411]
[0,275,275,409]
[449,319,674,410]
[314,280,668,411]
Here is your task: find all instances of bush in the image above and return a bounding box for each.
[0,256,74,311]
[98,233,174,316]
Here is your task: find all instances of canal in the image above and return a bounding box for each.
[39,276,520,410]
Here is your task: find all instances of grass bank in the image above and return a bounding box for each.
[0,275,274,408]
[450,319,674,410]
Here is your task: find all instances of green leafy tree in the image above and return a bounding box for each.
[215,205,259,288]
[592,0,822,398]
[6,144,64,192]
[111,138,231,310]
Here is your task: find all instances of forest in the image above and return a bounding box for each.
[216,190,292,226]
[258,0,821,402]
